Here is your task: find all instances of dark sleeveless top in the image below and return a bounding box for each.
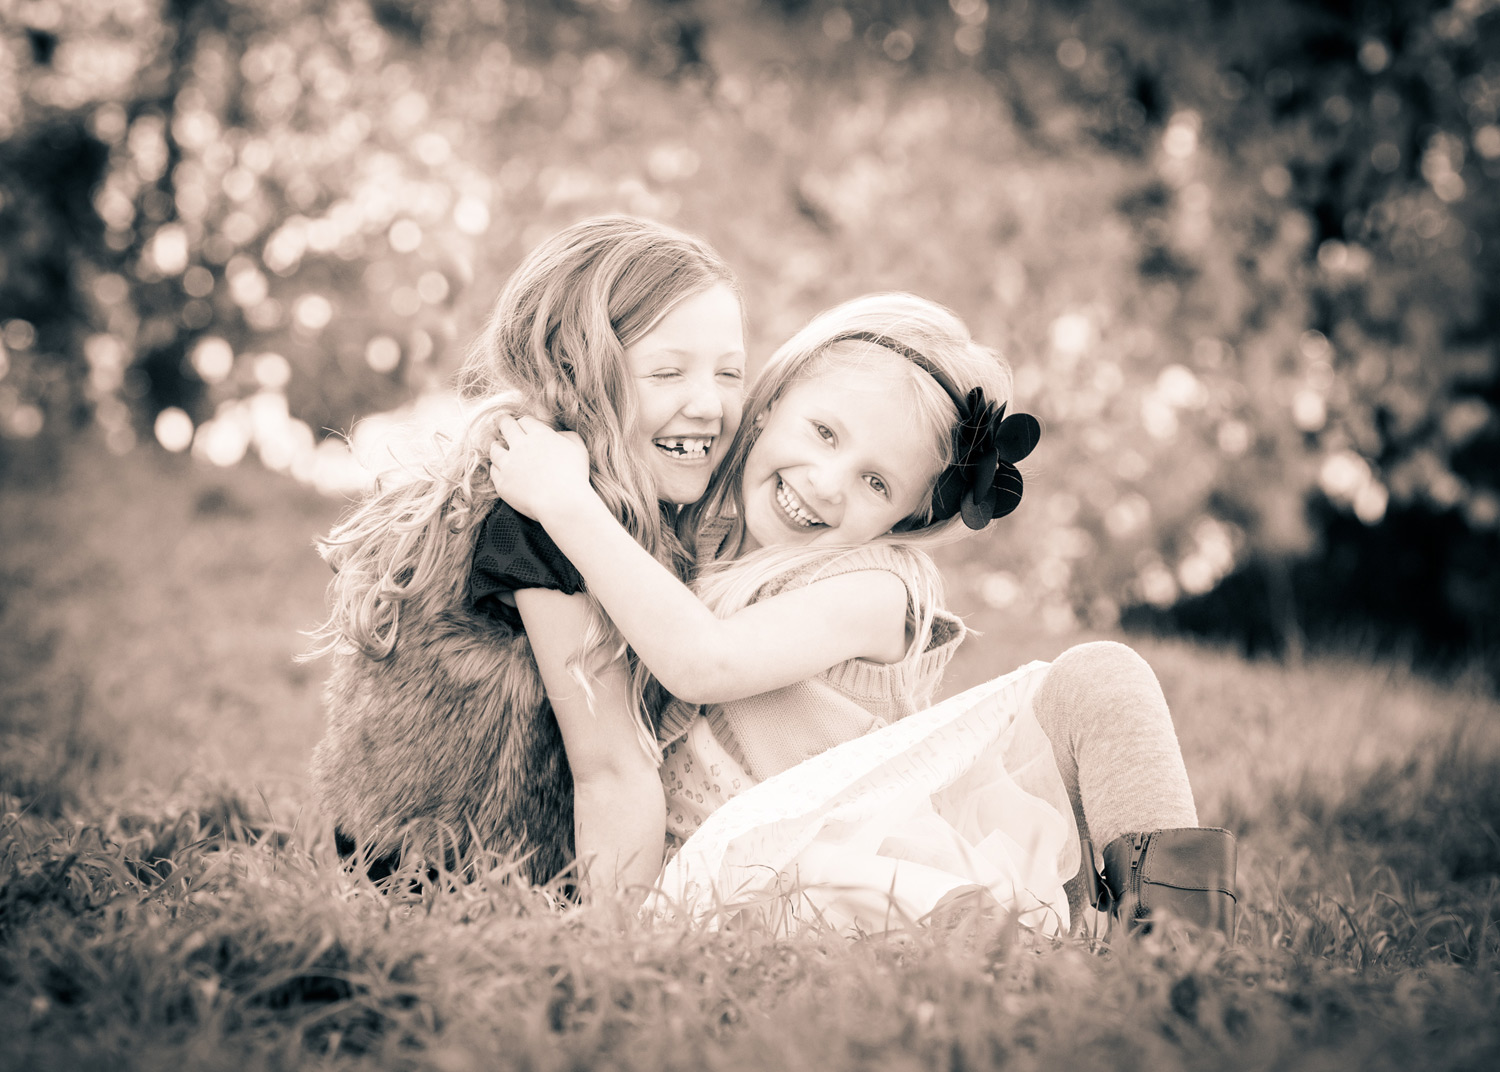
[467,500,585,627]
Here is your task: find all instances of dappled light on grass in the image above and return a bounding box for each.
[5,485,1500,1068]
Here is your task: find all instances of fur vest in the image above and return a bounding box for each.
[309,510,574,887]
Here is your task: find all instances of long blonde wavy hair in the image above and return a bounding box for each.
[682,293,1016,664]
[307,216,740,754]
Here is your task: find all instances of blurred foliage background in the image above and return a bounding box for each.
[1,0,1497,685]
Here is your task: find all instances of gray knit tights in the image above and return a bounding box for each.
[1028,641,1200,920]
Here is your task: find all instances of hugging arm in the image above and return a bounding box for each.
[490,416,909,705]
[515,589,665,902]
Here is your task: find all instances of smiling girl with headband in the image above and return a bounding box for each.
[488,292,1236,936]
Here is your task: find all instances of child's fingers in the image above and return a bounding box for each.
[514,414,554,436]
[495,413,524,441]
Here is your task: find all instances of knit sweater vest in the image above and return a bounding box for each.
[702,542,967,782]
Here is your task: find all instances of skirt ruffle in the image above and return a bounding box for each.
[653,660,1079,937]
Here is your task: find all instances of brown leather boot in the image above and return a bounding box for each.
[1096,828,1237,938]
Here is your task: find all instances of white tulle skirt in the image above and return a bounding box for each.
[653,660,1080,937]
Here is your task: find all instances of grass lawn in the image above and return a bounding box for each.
[3,439,1498,1070]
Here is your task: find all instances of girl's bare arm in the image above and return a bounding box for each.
[515,588,665,901]
[492,417,908,705]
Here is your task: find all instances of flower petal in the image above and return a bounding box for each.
[994,413,1040,463]
[960,493,993,529]
[972,447,998,499]
[990,464,1025,519]
[931,466,965,520]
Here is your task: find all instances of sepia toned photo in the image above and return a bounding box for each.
[2,1,1497,1068]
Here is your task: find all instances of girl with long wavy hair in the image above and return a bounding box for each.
[306,216,746,898]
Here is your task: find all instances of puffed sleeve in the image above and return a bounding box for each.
[467,500,586,629]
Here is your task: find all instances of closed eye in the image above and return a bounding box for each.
[648,370,682,381]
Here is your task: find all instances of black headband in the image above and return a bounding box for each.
[828,331,1041,530]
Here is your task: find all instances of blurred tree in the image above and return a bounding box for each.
[0,0,1495,682]
[0,117,109,476]
[1101,0,1500,683]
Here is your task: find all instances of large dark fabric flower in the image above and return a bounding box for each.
[930,392,1041,530]
[825,330,1040,531]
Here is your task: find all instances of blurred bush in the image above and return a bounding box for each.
[0,0,1495,678]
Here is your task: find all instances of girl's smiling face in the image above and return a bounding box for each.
[625,283,747,505]
[739,361,945,551]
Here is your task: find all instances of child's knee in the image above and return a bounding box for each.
[1036,641,1166,721]
[1053,640,1157,687]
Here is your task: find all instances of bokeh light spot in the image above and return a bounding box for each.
[1323,95,1353,124]
[1476,125,1500,160]
[1319,450,1372,502]
[417,271,449,305]
[1358,39,1390,74]
[1137,562,1178,607]
[1105,494,1151,539]
[979,571,1020,609]
[1354,481,1389,525]
[365,335,402,373]
[1217,420,1251,455]
[154,407,194,452]
[1298,330,1332,363]
[822,9,853,43]
[294,293,334,331]
[1049,313,1092,356]
[183,265,215,297]
[883,30,915,63]
[955,25,985,56]
[1264,69,1294,98]
[413,132,451,166]
[245,298,282,331]
[190,336,234,383]
[1056,38,1086,71]
[453,196,490,235]
[92,102,127,142]
[227,258,269,307]
[1157,365,1206,408]
[253,352,291,390]
[1371,142,1401,173]
[93,273,129,306]
[1292,388,1327,432]
[1178,555,1216,595]
[3,320,37,350]
[1163,113,1199,158]
[148,224,189,275]
[222,167,257,202]
[1140,395,1179,440]
[194,403,252,467]
[6,404,44,438]
[388,219,423,253]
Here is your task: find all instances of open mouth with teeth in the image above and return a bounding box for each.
[775,475,826,529]
[653,436,714,461]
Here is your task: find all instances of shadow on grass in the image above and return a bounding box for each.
[1330,733,1500,887]
[1233,725,1500,892]
[0,648,113,818]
